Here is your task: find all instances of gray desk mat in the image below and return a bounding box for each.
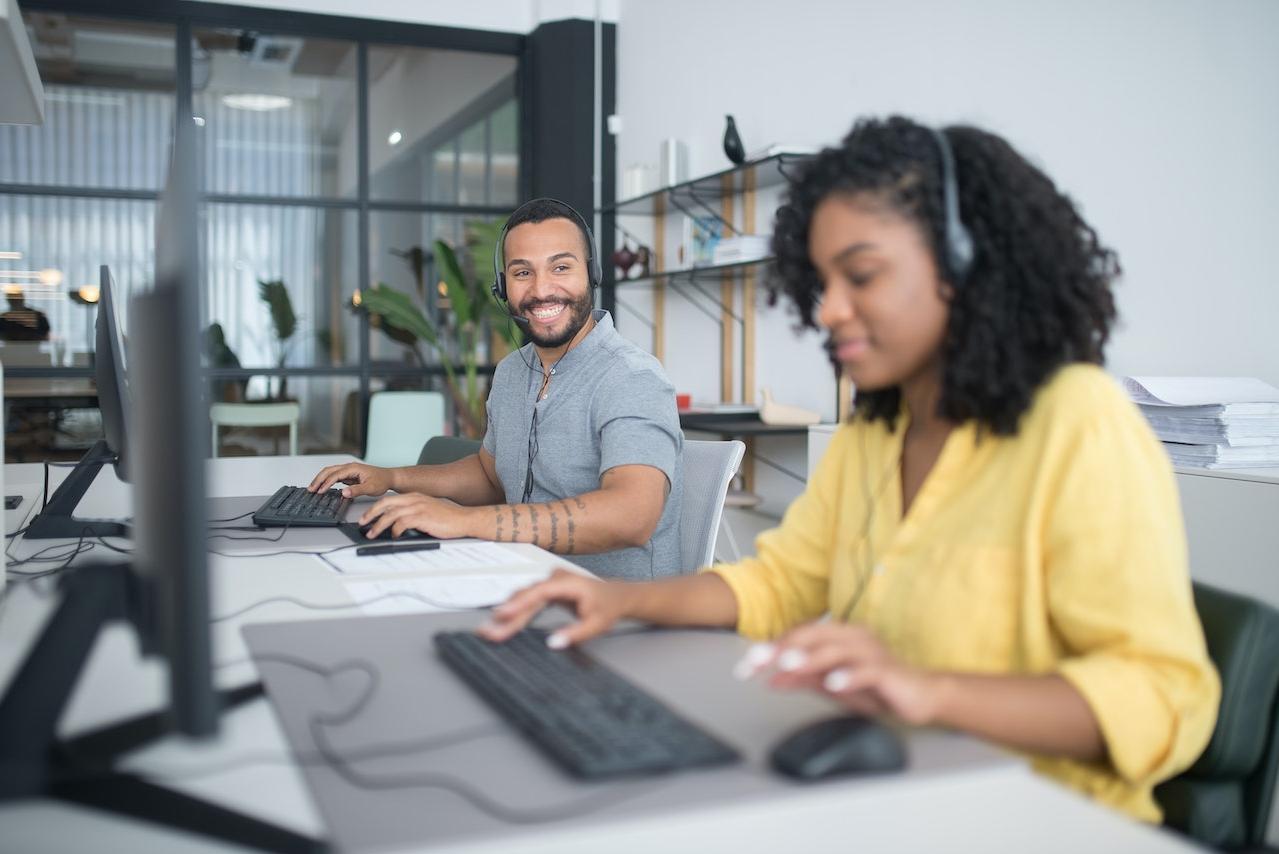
[244,611,1012,852]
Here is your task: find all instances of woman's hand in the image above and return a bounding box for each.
[750,620,945,726]
[477,568,638,649]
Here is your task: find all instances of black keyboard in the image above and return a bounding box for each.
[252,486,351,527]
[434,628,740,780]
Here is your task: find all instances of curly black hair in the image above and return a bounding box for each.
[770,116,1120,435]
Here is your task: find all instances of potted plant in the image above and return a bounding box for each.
[356,219,519,438]
[258,278,297,400]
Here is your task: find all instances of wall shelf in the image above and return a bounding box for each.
[602,152,815,493]
[602,153,807,217]
[680,412,808,437]
[618,256,774,287]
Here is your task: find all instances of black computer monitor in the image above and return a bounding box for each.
[129,108,216,734]
[96,263,130,480]
[23,264,132,539]
[0,115,317,851]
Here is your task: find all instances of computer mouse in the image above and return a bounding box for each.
[357,519,431,541]
[769,715,907,781]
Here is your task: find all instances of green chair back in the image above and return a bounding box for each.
[1156,582,1279,849]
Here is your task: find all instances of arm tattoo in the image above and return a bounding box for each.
[510,506,520,543]
[548,502,560,552]
[493,506,502,542]
[528,505,540,547]
[561,498,576,555]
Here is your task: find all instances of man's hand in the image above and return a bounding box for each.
[477,568,636,648]
[308,462,395,498]
[358,492,473,539]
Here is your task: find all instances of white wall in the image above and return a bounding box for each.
[613,0,1279,416]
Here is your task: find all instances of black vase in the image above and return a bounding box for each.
[723,115,745,165]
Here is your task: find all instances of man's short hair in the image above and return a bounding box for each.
[502,198,593,262]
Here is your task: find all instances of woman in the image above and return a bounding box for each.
[480,116,1218,822]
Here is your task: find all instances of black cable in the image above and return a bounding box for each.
[206,525,289,544]
[208,509,257,524]
[210,588,500,624]
[7,536,94,568]
[206,541,361,560]
[138,722,504,784]
[257,652,662,825]
[93,533,133,555]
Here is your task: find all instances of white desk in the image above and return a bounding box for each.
[0,456,1200,852]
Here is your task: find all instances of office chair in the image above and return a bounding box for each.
[364,391,445,468]
[210,401,300,457]
[1155,582,1279,850]
[678,439,745,572]
[418,435,481,466]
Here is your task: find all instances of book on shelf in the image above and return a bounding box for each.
[1123,376,1279,469]
[744,144,818,160]
[711,234,771,266]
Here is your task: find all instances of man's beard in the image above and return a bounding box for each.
[519,289,593,348]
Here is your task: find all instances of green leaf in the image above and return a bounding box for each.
[358,284,440,349]
[433,239,473,327]
[467,218,504,297]
[257,279,297,342]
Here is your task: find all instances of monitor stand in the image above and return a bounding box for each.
[24,439,130,540]
[0,561,325,853]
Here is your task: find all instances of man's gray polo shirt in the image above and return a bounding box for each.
[482,310,683,579]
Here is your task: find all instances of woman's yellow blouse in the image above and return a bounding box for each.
[708,365,1219,821]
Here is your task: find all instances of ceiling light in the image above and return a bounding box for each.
[193,116,206,127]
[76,285,101,304]
[221,93,293,112]
[388,130,403,146]
[38,268,63,286]
[0,251,21,260]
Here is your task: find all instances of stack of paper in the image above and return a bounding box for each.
[1123,377,1279,470]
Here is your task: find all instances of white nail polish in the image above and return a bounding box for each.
[824,669,852,692]
[546,632,569,650]
[731,643,775,680]
[777,649,807,672]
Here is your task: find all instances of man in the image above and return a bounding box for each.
[0,290,51,341]
[310,198,684,580]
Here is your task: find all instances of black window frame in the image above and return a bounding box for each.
[3,0,531,450]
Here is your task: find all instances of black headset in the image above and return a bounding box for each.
[928,127,975,285]
[491,197,602,304]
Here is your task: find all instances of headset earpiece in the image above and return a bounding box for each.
[928,127,975,286]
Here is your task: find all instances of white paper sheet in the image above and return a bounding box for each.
[343,572,549,615]
[319,541,536,576]
[1124,376,1279,407]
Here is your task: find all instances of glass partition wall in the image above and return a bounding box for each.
[0,6,523,459]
